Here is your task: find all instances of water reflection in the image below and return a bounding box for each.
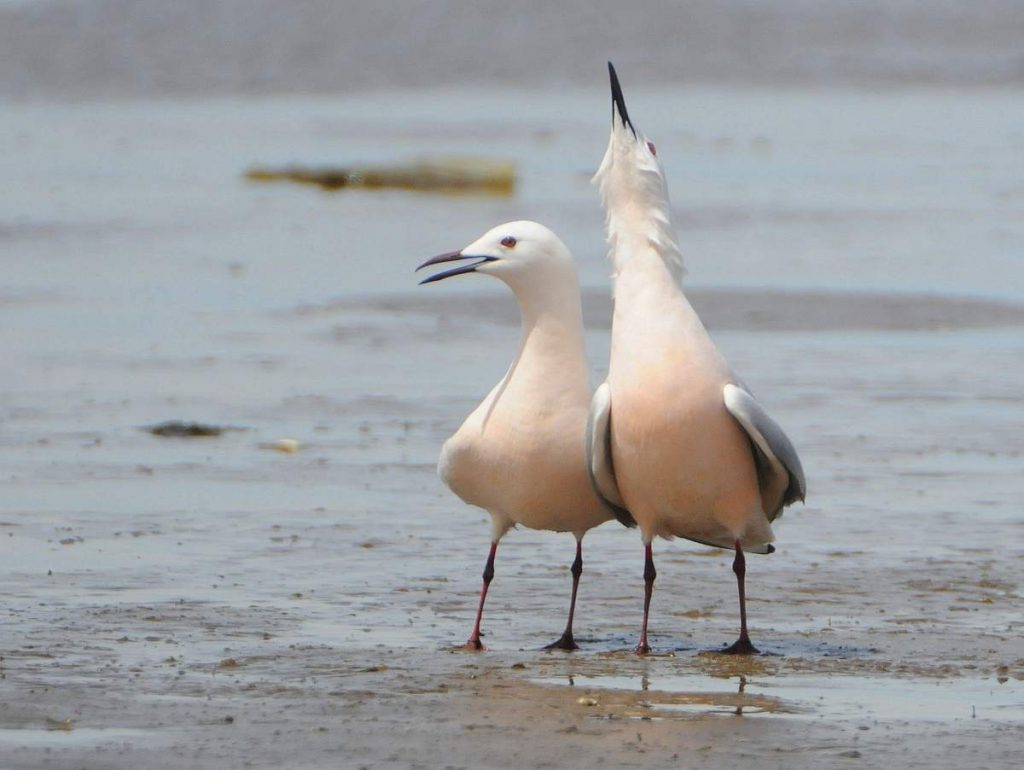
[536,671,1022,722]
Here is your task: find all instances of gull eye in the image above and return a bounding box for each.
[501,236,517,248]
[647,141,657,156]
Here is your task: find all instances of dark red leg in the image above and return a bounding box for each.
[636,543,656,654]
[464,541,498,650]
[722,539,759,655]
[544,539,583,651]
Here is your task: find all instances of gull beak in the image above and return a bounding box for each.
[416,251,498,285]
[608,62,636,138]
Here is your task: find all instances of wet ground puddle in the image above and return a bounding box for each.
[533,672,1022,722]
[0,727,163,750]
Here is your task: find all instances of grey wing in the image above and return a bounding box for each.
[586,382,636,528]
[723,383,806,521]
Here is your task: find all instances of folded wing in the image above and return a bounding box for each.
[585,383,636,528]
[723,383,806,521]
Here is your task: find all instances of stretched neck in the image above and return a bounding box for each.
[614,246,680,301]
[605,203,682,285]
[594,138,685,286]
[611,246,709,341]
[504,267,591,393]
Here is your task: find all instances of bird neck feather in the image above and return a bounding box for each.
[593,144,684,288]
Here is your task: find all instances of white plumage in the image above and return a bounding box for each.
[588,64,806,654]
[419,221,613,650]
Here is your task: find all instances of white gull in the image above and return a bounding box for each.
[587,64,807,654]
[418,221,614,650]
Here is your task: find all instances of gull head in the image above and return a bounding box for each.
[593,62,683,284]
[417,220,577,294]
[594,62,664,192]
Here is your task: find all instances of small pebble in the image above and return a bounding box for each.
[271,438,300,454]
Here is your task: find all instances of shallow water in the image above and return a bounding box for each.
[1,88,1023,768]
[0,727,159,750]
[535,672,1022,722]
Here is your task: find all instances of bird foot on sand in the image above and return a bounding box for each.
[459,638,486,652]
[720,637,759,655]
[543,633,578,651]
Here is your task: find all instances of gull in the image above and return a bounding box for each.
[417,221,614,650]
[587,64,806,654]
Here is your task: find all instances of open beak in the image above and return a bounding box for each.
[608,61,636,137]
[416,251,498,285]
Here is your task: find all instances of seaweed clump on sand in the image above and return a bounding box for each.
[245,157,516,197]
[145,421,237,438]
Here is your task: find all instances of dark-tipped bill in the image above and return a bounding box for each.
[416,251,497,285]
[608,62,635,137]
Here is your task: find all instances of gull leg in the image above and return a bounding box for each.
[636,543,656,654]
[464,541,498,650]
[544,538,583,651]
[722,539,759,655]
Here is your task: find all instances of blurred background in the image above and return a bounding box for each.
[3,0,1022,306]
[3,0,1024,95]
[1,2,1022,765]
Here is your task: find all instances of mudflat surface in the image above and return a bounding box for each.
[2,88,1023,768]
[342,287,1024,332]
[2,286,1022,769]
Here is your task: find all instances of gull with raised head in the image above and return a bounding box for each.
[417,221,614,650]
[588,64,806,654]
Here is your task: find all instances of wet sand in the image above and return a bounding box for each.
[338,287,1024,333]
[2,86,1023,766]
[2,285,1022,768]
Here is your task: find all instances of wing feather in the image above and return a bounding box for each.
[586,383,636,528]
[723,383,806,520]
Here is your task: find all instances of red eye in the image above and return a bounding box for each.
[501,236,517,248]
[647,141,657,156]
